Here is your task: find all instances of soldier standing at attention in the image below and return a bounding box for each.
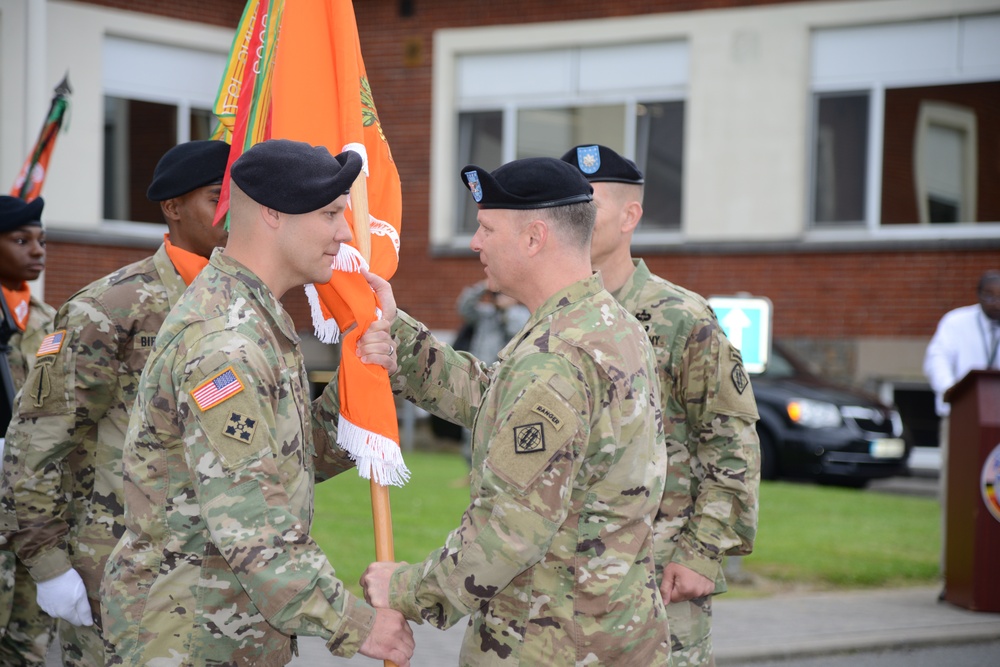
[361,157,670,664]
[0,195,57,665]
[561,144,761,667]
[0,140,230,666]
[101,139,414,667]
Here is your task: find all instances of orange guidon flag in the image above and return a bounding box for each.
[270,0,406,486]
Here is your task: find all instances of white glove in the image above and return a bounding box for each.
[35,568,94,626]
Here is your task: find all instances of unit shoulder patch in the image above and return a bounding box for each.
[731,363,749,394]
[513,422,546,454]
[223,411,257,444]
[486,379,580,494]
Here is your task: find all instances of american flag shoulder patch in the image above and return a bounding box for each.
[190,366,245,412]
[36,330,67,357]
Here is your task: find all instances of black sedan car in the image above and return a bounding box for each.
[750,343,910,487]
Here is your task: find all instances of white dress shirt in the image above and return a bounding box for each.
[923,304,1000,416]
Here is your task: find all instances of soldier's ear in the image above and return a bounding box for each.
[160,198,182,224]
[260,205,282,230]
[523,218,547,257]
[622,200,642,234]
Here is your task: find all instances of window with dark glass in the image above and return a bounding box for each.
[811,92,869,226]
[456,101,684,236]
[103,96,217,223]
[811,80,1000,227]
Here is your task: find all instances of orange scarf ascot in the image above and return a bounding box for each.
[1,282,31,331]
[163,235,210,286]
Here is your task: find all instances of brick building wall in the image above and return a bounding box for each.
[44,238,315,327]
[52,0,1000,351]
[44,237,999,343]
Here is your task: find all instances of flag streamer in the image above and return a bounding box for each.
[11,75,72,202]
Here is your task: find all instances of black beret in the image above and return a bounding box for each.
[560,144,644,185]
[147,140,231,201]
[461,157,592,210]
[0,196,44,234]
[230,139,363,214]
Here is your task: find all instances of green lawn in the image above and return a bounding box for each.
[740,480,940,590]
[312,450,471,597]
[312,451,941,597]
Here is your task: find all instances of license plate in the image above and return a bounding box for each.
[870,438,905,459]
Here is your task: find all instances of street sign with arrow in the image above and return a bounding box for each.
[708,295,773,374]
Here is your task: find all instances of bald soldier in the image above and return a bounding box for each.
[0,140,230,666]
[562,144,760,667]
[362,157,670,664]
[0,195,57,664]
[101,139,414,666]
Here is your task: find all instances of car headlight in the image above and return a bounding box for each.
[786,398,843,428]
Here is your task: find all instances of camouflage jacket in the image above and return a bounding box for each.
[0,293,54,542]
[0,245,186,611]
[101,251,373,667]
[389,274,671,666]
[615,259,760,590]
[6,293,56,389]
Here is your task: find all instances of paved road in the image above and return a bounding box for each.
[728,639,1000,667]
[867,474,938,498]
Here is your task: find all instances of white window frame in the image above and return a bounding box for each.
[431,21,690,250]
[101,36,226,229]
[807,13,1000,241]
[914,101,977,224]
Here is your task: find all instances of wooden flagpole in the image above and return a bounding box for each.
[351,170,397,667]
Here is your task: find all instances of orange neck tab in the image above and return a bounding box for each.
[1,282,31,331]
[163,235,209,286]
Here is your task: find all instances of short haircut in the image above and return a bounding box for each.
[539,200,597,250]
[979,270,1000,293]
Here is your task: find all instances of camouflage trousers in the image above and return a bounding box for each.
[667,595,714,667]
[0,550,56,666]
[58,614,106,666]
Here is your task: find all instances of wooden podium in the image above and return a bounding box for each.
[943,369,1000,612]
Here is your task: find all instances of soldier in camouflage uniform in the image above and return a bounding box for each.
[0,195,57,665]
[361,157,671,665]
[562,145,761,667]
[101,140,414,666]
[0,141,231,666]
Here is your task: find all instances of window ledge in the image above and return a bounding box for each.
[433,224,1000,257]
[804,223,1000,244]
[47,220,167,249]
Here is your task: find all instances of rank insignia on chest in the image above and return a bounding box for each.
[224,411,257,443]
[513,423,546,454]
[191,366,245,411]
[731,364,749,395]
[35,330,66,357]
